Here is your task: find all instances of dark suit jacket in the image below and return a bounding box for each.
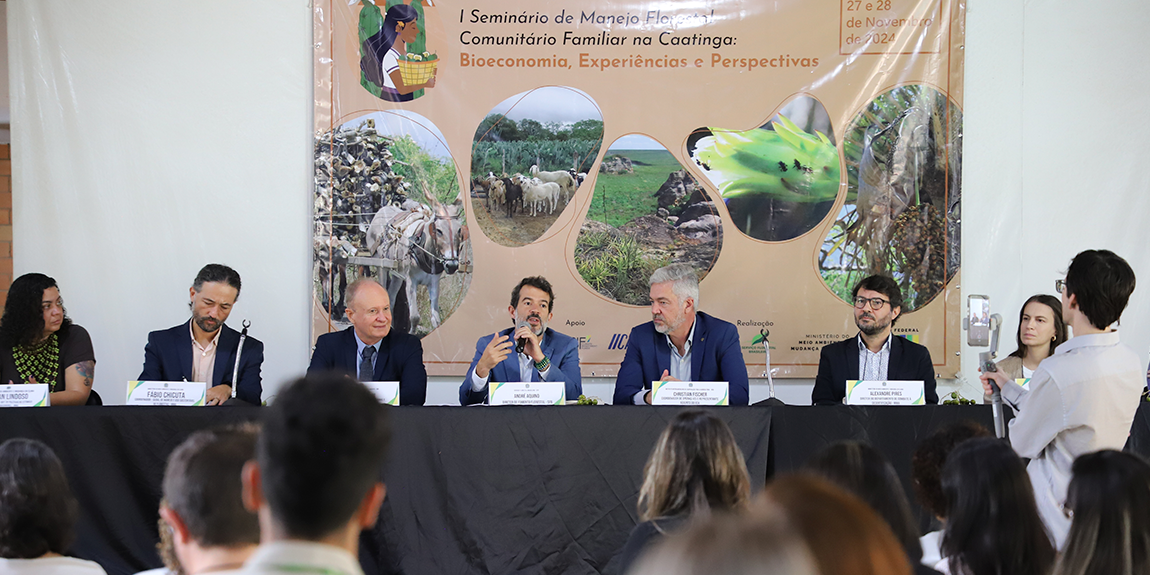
[460,327,581,405]
[307,327,427,406]
[139,320,263,405]
[812,334,938,405]
[612,312,750,406]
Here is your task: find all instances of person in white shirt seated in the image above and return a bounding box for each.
[138,424,261,575]
[234,373,390,575]
[982,249,1143,548]
[985,294,1068,403]
[0,438,106,575]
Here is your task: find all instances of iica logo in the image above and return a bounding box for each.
[607,333,629,350]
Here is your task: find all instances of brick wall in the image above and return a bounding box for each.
[0,144,11,307]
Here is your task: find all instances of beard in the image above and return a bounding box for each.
[856,312,890,336]
[194,313,221,333]
[517,312,546,336]
[653,312,685,335]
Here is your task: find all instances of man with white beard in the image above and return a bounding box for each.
[612,264,749,405]
[460,277,582,405]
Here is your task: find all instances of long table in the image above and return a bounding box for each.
[2,404,1148,575]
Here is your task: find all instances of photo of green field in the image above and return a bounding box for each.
[575,136,723,306]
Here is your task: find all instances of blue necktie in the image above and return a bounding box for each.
[359,346,376,382]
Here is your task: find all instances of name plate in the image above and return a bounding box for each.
[651,381,729,406]
[1017,377,1031,391]
[489,382,565,406]
[126,381,206,406]
[0,384,50,407]
[363,381,400,405]
[845,380,925,405]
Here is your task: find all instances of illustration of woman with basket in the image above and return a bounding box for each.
[360,2,437,102]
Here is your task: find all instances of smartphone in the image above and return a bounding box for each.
[967,294,990,347]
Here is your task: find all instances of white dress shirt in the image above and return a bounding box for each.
[1000,330,1144,549]
[857,333,892,381]
[471,332,553,392]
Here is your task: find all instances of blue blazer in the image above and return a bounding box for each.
[139,320,264,405]
[307,326,427,406]
[811,334,938,405]
[613,312,749,405]
[460,327,582,405]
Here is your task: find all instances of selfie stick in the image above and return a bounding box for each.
[979,314,1005,439]
[230,319,251,400]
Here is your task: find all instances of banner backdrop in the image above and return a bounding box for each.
[313,0,965,379]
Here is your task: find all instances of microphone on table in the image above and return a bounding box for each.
[755,329,786,406]
[222,320,255,406]
[514,320,530,354]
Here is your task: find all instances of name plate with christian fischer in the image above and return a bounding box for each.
[489,382,565,406]
[650,381,730,406]
[845,380,925,405]
[0,384,50,407]
[126,381,206,406]
[363,381,400,405]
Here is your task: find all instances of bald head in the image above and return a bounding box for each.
[344,280,392,345]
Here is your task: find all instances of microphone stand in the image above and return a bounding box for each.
[758,329,785,406]
[230,319,250,400]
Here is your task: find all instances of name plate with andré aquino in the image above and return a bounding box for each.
[845,380,925,405]
[362,381,400,405]
[0,383,50,407]
[488,382,565,406]
[126,381,207,406]
[650,381,729,406]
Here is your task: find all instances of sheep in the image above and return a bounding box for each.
[529,164,577,205]
[517,175,561,216]
[500,176,523,218]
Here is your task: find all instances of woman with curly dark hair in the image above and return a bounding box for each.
[0,273,96,405]
[0,438,106,574]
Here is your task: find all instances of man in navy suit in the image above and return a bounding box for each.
[140,264,263,405]
[811,274,938,405]
[613,264,749,405]
[460,276,581,405]
[308,279,427,405]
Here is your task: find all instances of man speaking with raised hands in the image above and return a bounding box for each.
[460,276,581,405]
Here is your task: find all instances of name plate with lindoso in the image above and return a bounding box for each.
[0,383,49,407]
[650,381,729,406]
[489,382,565,406]
[126,381,207,406]
[845,380,925,405]
[363,381,400,405]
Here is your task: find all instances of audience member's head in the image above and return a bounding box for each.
[637,410,750,522]
[158,424,261,574]
[805,441,922,563]
[910,420,991,521]
[0,438,78,559]
[1008,294,1068,360]
[762,474,912,575]
[628,503,818,575]
[940,437,1054,575]
[1053,450,1150,575]
[243,373,390,543]
[1063,249,1135,329]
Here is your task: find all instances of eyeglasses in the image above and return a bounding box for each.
[1055,279,1066,293]
[853,297,890,310]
